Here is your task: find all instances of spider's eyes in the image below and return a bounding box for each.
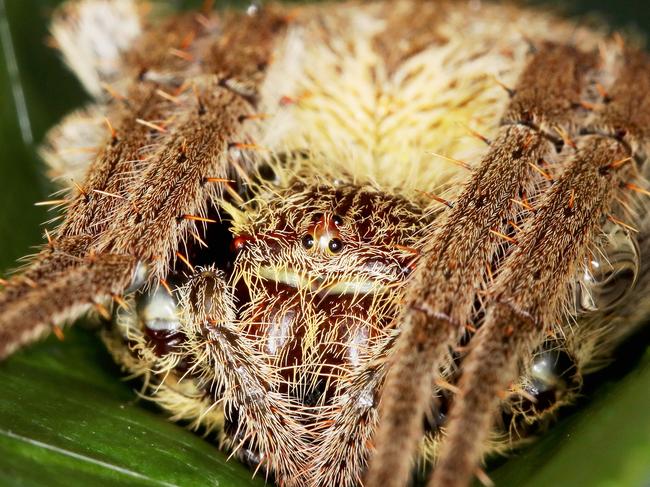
[302,234,315,249]
[328,238,343,253]
[232,235,252,252]
[302,214,345,254]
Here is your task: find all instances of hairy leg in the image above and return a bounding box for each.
[180,267,311,485]
[0,252,134,358]
[431,47,650,487]
[0,2,288,359]
[366,43,598,487]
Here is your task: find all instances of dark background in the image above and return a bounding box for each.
[0,1,648,486]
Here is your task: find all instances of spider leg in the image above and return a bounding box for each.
[431,137,629,487]
[431,48,650,487]
[0,235,91,307]
[366,44,600,487]
[0,84,167,357]
[180,267,311,485]
[0,252,134,358]
[312,348,391,487]
[95,10,288,278]
[59,85,170,239]
[0,7,288,358]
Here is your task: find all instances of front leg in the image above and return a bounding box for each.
[179,267,311,485]
[0,4,289,359]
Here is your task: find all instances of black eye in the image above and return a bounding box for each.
[328,238,343,253]
[332,214,343,226]
[302,234,315,249]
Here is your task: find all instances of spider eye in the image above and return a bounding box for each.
[232,235,252,252]
[332,214,343,226]
[302,234,315,249]
[328,238,343,253]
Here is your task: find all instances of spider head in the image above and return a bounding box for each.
[221,183,427,409]
[230,182,424,295]
[111,182,431,470]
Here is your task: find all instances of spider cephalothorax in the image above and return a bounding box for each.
[1,1,649,486]
[108,181,429,485]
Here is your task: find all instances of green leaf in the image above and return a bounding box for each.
[487,348,650,487]
[0,328,265,487]
[0,1,648,486]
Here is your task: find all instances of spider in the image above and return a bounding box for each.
[1,0,649,486]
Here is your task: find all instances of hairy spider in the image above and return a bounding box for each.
[1,1,649,486]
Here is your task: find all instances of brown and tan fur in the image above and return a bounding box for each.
[1,1,649,487]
